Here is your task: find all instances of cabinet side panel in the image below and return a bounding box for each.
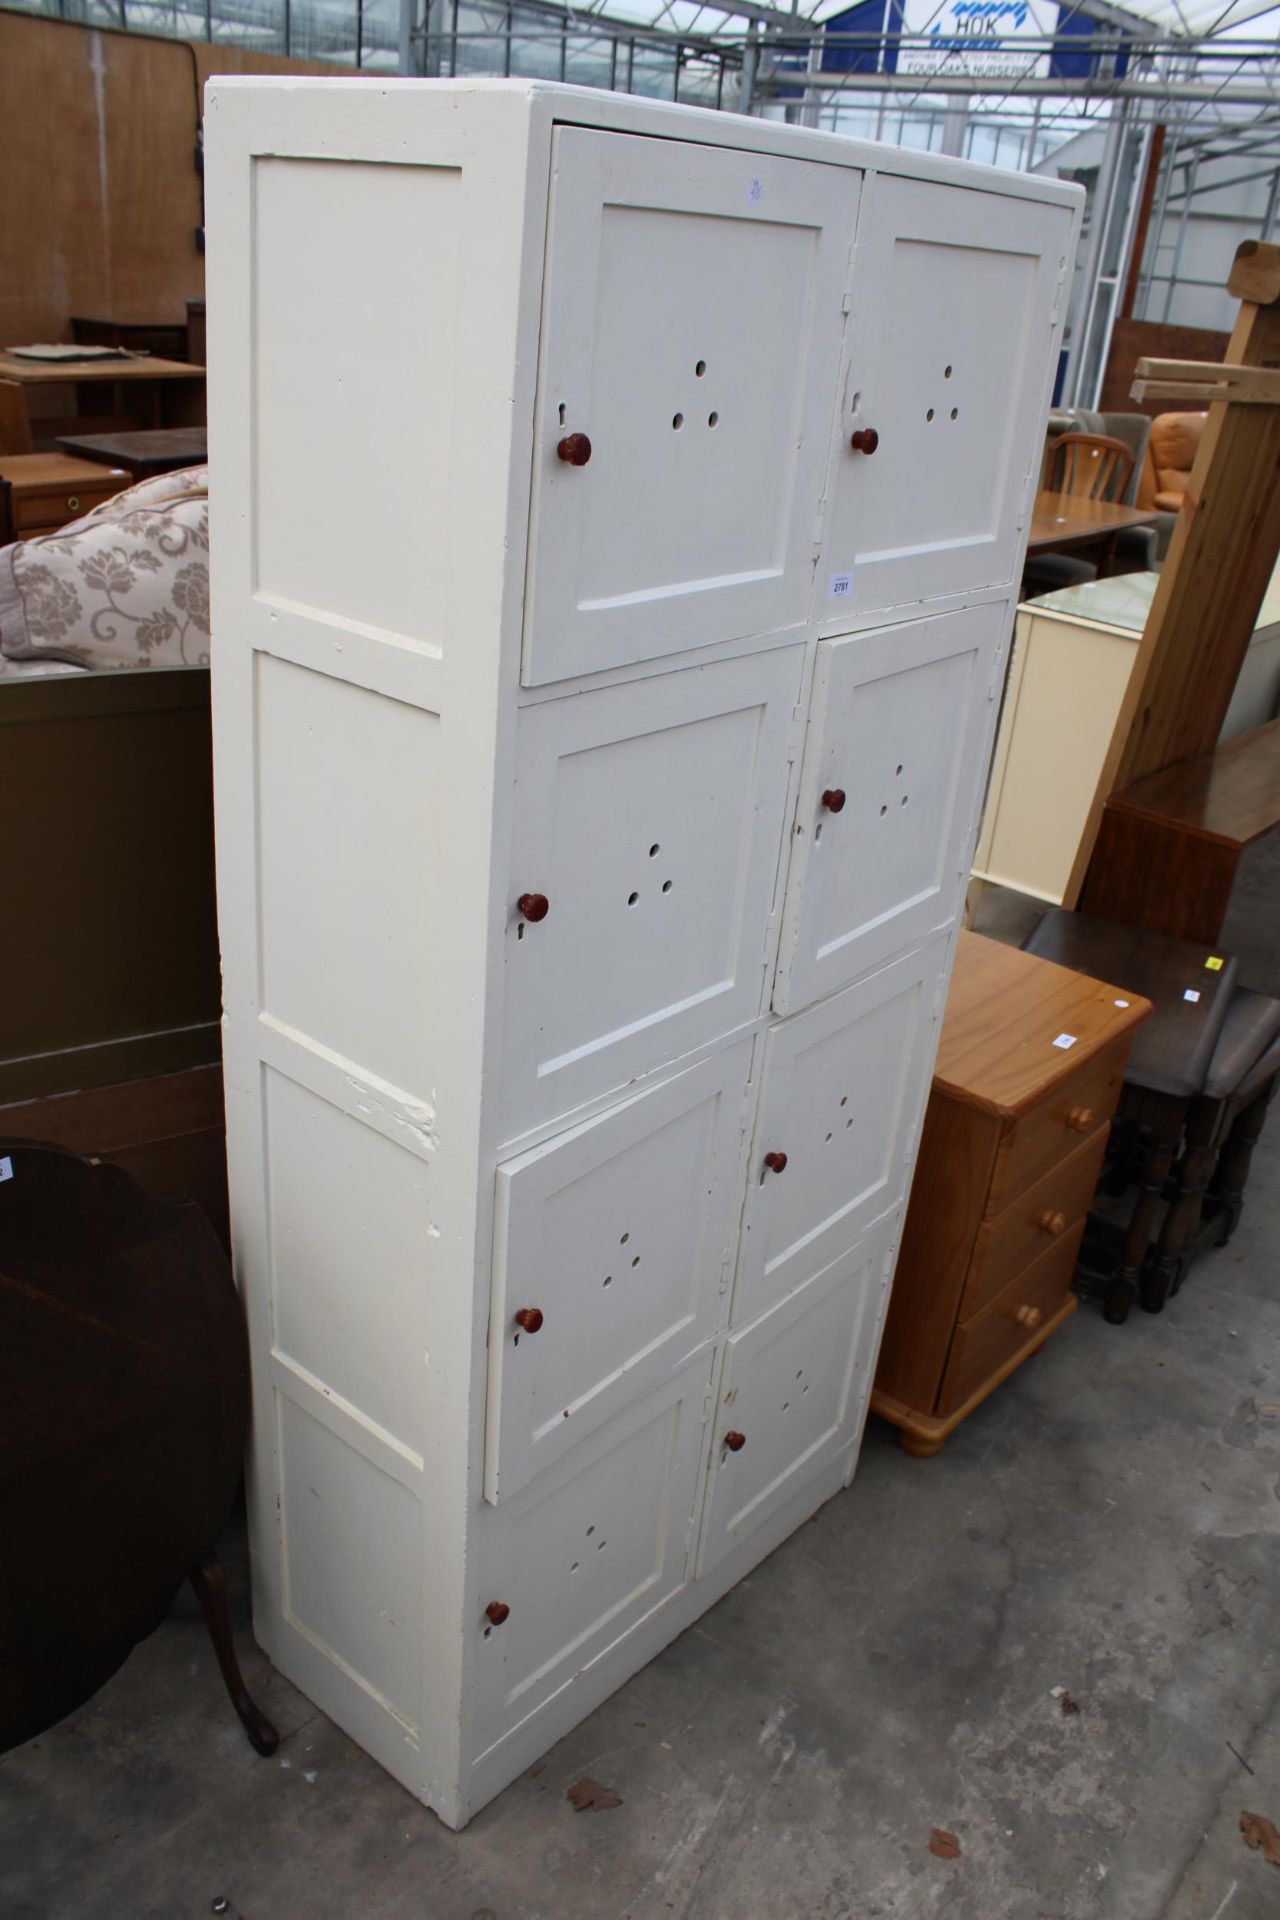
[252,157,460,651]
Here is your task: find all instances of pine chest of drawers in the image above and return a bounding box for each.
[206,78,1080,1827]
[872,932,1149,1456]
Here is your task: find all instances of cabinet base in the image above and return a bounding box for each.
[870,1290,1077,1457]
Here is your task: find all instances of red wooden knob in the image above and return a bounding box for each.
[821,788,847,813]
[724,1431,746,1452]
[850,427,879,455]
[485,1601,510,1626]
[514,1307,544,1334]
[517,892,550,922]
[763,1151,788,1174]
[557,432,592,466]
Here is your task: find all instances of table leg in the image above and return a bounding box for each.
[187,1553,279,1756]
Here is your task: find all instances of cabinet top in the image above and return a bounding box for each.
[934,932,1150,1119]
[203,76,1083,213]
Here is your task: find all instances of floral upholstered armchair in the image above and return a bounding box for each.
[0,466,210,675]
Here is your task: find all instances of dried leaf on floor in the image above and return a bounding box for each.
[1240,1811,1280,1864]
[928,1828,961,1859]
[567,1777,623,1813]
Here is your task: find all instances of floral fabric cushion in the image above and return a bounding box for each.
[0,465,210,671]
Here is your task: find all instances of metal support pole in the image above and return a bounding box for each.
[1162,154,1198,323]
[1064,99,1129,407]
[740,21,758,117]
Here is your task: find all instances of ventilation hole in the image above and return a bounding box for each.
[901,794,909,807]
[517,922,525,940]
[621,1232,630,1245]
[662,879,673,893]
[570,1562,579,1573]
[803,1384,810,1393]
[513,1333,520,1346]
[649,843,660,857]
[879,805,887,817]
[628,891,639,906]
[672,413,684,430]
[695,359,706,376]
[562,1409,570,1419]
[926,408,935,422]
[839,1095,848,1107]
[558,401,567,424]
[631,1255,640,1267]
[944,365,953,379]
[602,1275,612,1288]
[483,1626,491,1639]
[950,407,959,421]
[586,1526,595,1536]
[846,1117,853,1128]
[782,1401,790,1412]
[815,822,824,841]
[597,1540,607,1550]
[796,1370,804,1380]
[708,411,719,428]
[825,1132,833,1143]
[852,390,861,410]
[895,764,903,776]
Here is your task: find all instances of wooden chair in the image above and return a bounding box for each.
[1045,431,1136,505]
[0,381,33,456]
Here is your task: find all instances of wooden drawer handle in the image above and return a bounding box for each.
[723,1430,746,1452]
[1015,1305,1043,1331]
[66,494,80,512]
[1065,1106,1094,1133]
[557,432,592,466]
[821,788,846,813]
[484,1601,510,1626]
[516,892,549,922]
[513,1307,543,1334]
[763,1150,788,1174]
[1037,1209,1068,1236]
[849,427,879,455]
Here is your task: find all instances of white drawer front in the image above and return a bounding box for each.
[699,1218,894,1577]
[774,604,1002,1012]
[474,1354,714,1757]
[500,647,803,1142]
[736,937,944,1326]
[485,1041,754,1504]
[817,175,1072,630]
[522,126,860,686]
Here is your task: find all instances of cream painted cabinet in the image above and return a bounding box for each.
[208,78,1079,1829]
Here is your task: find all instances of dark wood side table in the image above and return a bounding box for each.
[872,933,1150,1456]
[1082,719,1280,944]
[0,453,129,540]
[55,428,208,481]
[71,315,190,361]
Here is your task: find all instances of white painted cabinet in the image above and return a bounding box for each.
[208,78,1078,1830]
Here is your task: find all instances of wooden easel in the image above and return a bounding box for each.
[1065,239,1280,909]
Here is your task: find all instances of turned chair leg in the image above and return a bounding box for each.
[1142,1097,1218,1311]
[1209,1081,1276,1243]
[188,1553,279,1756]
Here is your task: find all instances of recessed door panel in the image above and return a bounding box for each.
[699,1218,894,1576]
[500,648,803,1142]
[485,1041,753,1504]
[775,604,1003,1011]
[736,938,945,1326]
[474,1355,713,1756]
[523,127,861,685]
[818,176,1072,627]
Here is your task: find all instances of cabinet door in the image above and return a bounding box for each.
[735,937,944,1327]
[473,1355,713,1757]
[774,604,1002,1013]
[485,1041,753,1504]
[522,127,860,686]
[817,176,1073,628]
[500,647,803,1143]
[699,1218,893,1577]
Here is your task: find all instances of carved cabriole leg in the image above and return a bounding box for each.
[1143,1095,1220,1310]
[1210,1078,1278,1242]
[188,1553,279,1756]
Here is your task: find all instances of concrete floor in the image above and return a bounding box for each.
[4,936,1280,1919]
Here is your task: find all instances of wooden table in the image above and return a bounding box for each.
[57,429,207,481]
[0,452,129,540]
[1028,489,1160,561]
[0,352,205,434]
[1081,718,1280,944]
[872,932,1149,1455]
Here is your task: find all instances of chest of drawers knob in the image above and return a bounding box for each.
[516,892,550,922]
[556,432,592,466]
[821,787,847,813]
[1065,1105,1095,1133]
[484,1601,510,1626]
[723,1430,746,1452]
[762,1150,788,1174]
[513,1307,544,1334]
[849,427,880,455]
[1014,1304,1043,1331]
[1037,1209,1068,1236]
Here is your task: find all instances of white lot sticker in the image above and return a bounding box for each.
[0,1156,12,1183]
[829,572,853,600]
[1184,989,1201,1003]
[1114,999,1130,1008]
[747,177,763,205]
[1052,1033,1077,1050]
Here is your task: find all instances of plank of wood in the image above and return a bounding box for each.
[1130,359,1280,405]
[1064,259,1280,906]
[1227,238,1280,306]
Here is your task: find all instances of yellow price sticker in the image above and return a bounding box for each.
[1205,956,1224,971]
